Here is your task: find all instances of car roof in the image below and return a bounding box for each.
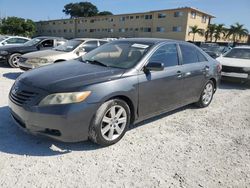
[116,38,189,45]
[234,45,250,49]
[73,38,107,41]
[35,36,66,40]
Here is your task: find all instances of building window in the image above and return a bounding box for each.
[52,22,56,25]
[63,21,67,24]
[174,12,183,17]
[144,27,152,32]
[119,28,125,33]
[191,11,196,19]
[130,16,134,19]
[136,16,140,19]
[109,18,114,22]
[158,13,166,18]
[78,29,81,33]
[90,19,95,23]
[135,28,139,31]
[145,15,153,19]
[172,26,182,32]
[120,17,126,21]
[202,15,207,23]
[69,29,73,33]
[130,28,133,31]
[157,27,165,32]
[63,29,67,33]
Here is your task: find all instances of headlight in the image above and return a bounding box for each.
[0,51,8,55]
[39,91,91,106]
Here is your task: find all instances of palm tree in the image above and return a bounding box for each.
[226,22,249,42]
[205,24,217,42]
[214,24,226,42]
[189,25,204,42]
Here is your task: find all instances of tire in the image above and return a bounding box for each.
[89,99,131,146]
[195,80,214,108]
[8,53,21,68]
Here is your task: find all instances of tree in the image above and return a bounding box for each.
[205,24,216,42]
[62,2,113,18]
[63,2,99,18]
[226,22,249,42]
[189,25,204,42]
[0,17,35,37]
[214,24,226,42]
[98,11,113,16]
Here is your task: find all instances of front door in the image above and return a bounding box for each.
[138,43,183,119]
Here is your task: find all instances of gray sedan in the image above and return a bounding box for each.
[9,38,221,146]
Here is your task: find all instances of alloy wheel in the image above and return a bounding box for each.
[101,105,127,141]
[202,83,213,105]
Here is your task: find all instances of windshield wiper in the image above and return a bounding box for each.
[85,60,108,67]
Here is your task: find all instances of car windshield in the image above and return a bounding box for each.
[0,36,8,42]
[54,40,83,52]
[224,48,250,60]
[23,38,42,46]
[81,41,153,69]
[206,46,225,53]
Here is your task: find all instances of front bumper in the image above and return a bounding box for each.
[221,65,250,80]
[9,97,100,142]
[18,62,34,71]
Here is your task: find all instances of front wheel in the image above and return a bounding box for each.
[8,53,21,68]
[196,81,214,108]
[89,99,130,146]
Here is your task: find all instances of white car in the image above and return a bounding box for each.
[18,38,108,70]
[216,46,250,80]
[0,36,30,46]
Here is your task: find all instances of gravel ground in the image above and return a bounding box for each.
[0,64,249,188]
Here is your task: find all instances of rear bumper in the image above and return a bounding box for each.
[9,97,100,142]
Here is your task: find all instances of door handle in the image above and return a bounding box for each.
[204,66,210,72]
[177,71,182,78]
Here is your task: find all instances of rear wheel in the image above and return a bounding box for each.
[8,53,21,68]
[89,99,130,146]
[196,81,214,108]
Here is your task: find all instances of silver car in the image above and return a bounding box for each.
[18,38,108,70]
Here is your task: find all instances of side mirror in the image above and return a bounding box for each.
[145,62,164,72]
[2,42,7,46]
[37,44,42,50]
[76,47,85,56]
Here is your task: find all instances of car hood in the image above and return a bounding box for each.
[22,49,67,59]
[216,56,250,68]
[18,60,125,92]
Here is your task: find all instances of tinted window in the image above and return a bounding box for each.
[196,50,208,62]
[99,41,108,46]
[16,38,29,43]
[180,44,198,64]
[83,41,98,52]
[41,40,54,48]
[149,44,179,67]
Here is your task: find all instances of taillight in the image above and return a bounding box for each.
[217,63,222,73]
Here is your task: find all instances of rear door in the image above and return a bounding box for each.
[138,43,183,118]
[82,41,98,53]
[178,44,210,103]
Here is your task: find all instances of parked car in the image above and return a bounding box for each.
[18,38,108,70]
[0,36,30,46]
[0,36,67,68]
[217,46,250,81]
[204,46,232,59]
[9,38,221,146]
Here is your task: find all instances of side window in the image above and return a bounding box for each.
[83,41,98,52]
[149,44,179,67]
[5,38,17,44]
[99,41,108,46]
[16,38,29,44]
[179,44,199,64]
[196,50,208,62]
[41,40,54,48]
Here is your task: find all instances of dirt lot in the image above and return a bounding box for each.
[0,64,249,188]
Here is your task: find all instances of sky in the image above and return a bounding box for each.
[0,0,250,30]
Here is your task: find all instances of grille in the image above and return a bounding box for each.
[10,90,38,106]
[222,66,245,73]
